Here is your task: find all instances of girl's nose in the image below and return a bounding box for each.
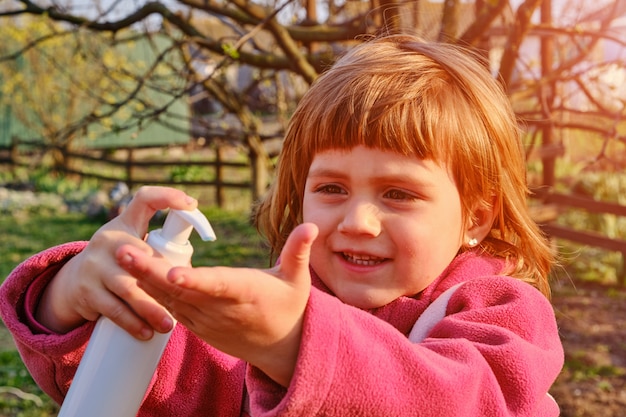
[337,200,382,237]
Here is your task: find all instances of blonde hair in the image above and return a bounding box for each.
[255,35,554,298]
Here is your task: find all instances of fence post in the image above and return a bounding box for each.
[9,137,18,175]
[215,146,224,208]
[617,251,626,287]
[126,148,134,190]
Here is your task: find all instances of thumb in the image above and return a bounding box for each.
[276,223,319,286]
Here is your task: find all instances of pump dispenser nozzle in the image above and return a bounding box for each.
[161,209,216,244]
[146,209,216,267]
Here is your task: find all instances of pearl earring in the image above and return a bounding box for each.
[468,238,478,247]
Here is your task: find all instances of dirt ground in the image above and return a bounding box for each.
[549,278,626,417]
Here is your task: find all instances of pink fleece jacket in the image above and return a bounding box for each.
[0,242,563,416]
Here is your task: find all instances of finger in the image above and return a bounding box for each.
[117,244,174,293]
[116,244,197,309]
[166,265,257,302]
[115,245,177,333]
[118,186,198,237]
[275,223,318,286]
[90,289,156,340]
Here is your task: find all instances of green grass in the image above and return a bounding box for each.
[0,212,101,280]
[0,351,59,417]
[0,207,268,416]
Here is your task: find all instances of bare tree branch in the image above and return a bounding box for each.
[499,0,542,88]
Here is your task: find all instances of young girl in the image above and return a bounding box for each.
[0,35,563,416]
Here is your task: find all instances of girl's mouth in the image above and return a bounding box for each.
[341,252,386,266]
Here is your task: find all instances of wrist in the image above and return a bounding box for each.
[34,258,87,333]
[251,318,303,387]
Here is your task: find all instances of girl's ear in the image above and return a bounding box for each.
[464,197,498,248]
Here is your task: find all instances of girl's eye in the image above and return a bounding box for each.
[315,184,345,194]
[384,189,418,201]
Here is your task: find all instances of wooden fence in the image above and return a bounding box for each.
[530,189,626,286]
[0,142,254,209]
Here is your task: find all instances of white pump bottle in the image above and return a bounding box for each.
[57,208,216,417]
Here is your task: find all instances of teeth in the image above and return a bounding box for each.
[343,253,384,265]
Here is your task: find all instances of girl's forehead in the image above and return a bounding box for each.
[309,145,446,167]
[307,146,452,179]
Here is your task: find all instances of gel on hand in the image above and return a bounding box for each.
[57,208,216,417]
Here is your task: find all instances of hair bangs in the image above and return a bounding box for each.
[295,75,448,163]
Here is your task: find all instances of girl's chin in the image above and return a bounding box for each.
[334,291,395,310]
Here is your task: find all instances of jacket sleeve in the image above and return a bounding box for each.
[0,242,92,404]
[0,243,247,417]
[245,276,564,417]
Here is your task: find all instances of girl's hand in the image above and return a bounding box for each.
[117,223,319,387]
[35,186,198,340]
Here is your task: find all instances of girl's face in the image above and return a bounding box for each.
[302,145,466,309]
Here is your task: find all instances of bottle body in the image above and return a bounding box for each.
[57,318,172,417]
[57,208,215,417]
